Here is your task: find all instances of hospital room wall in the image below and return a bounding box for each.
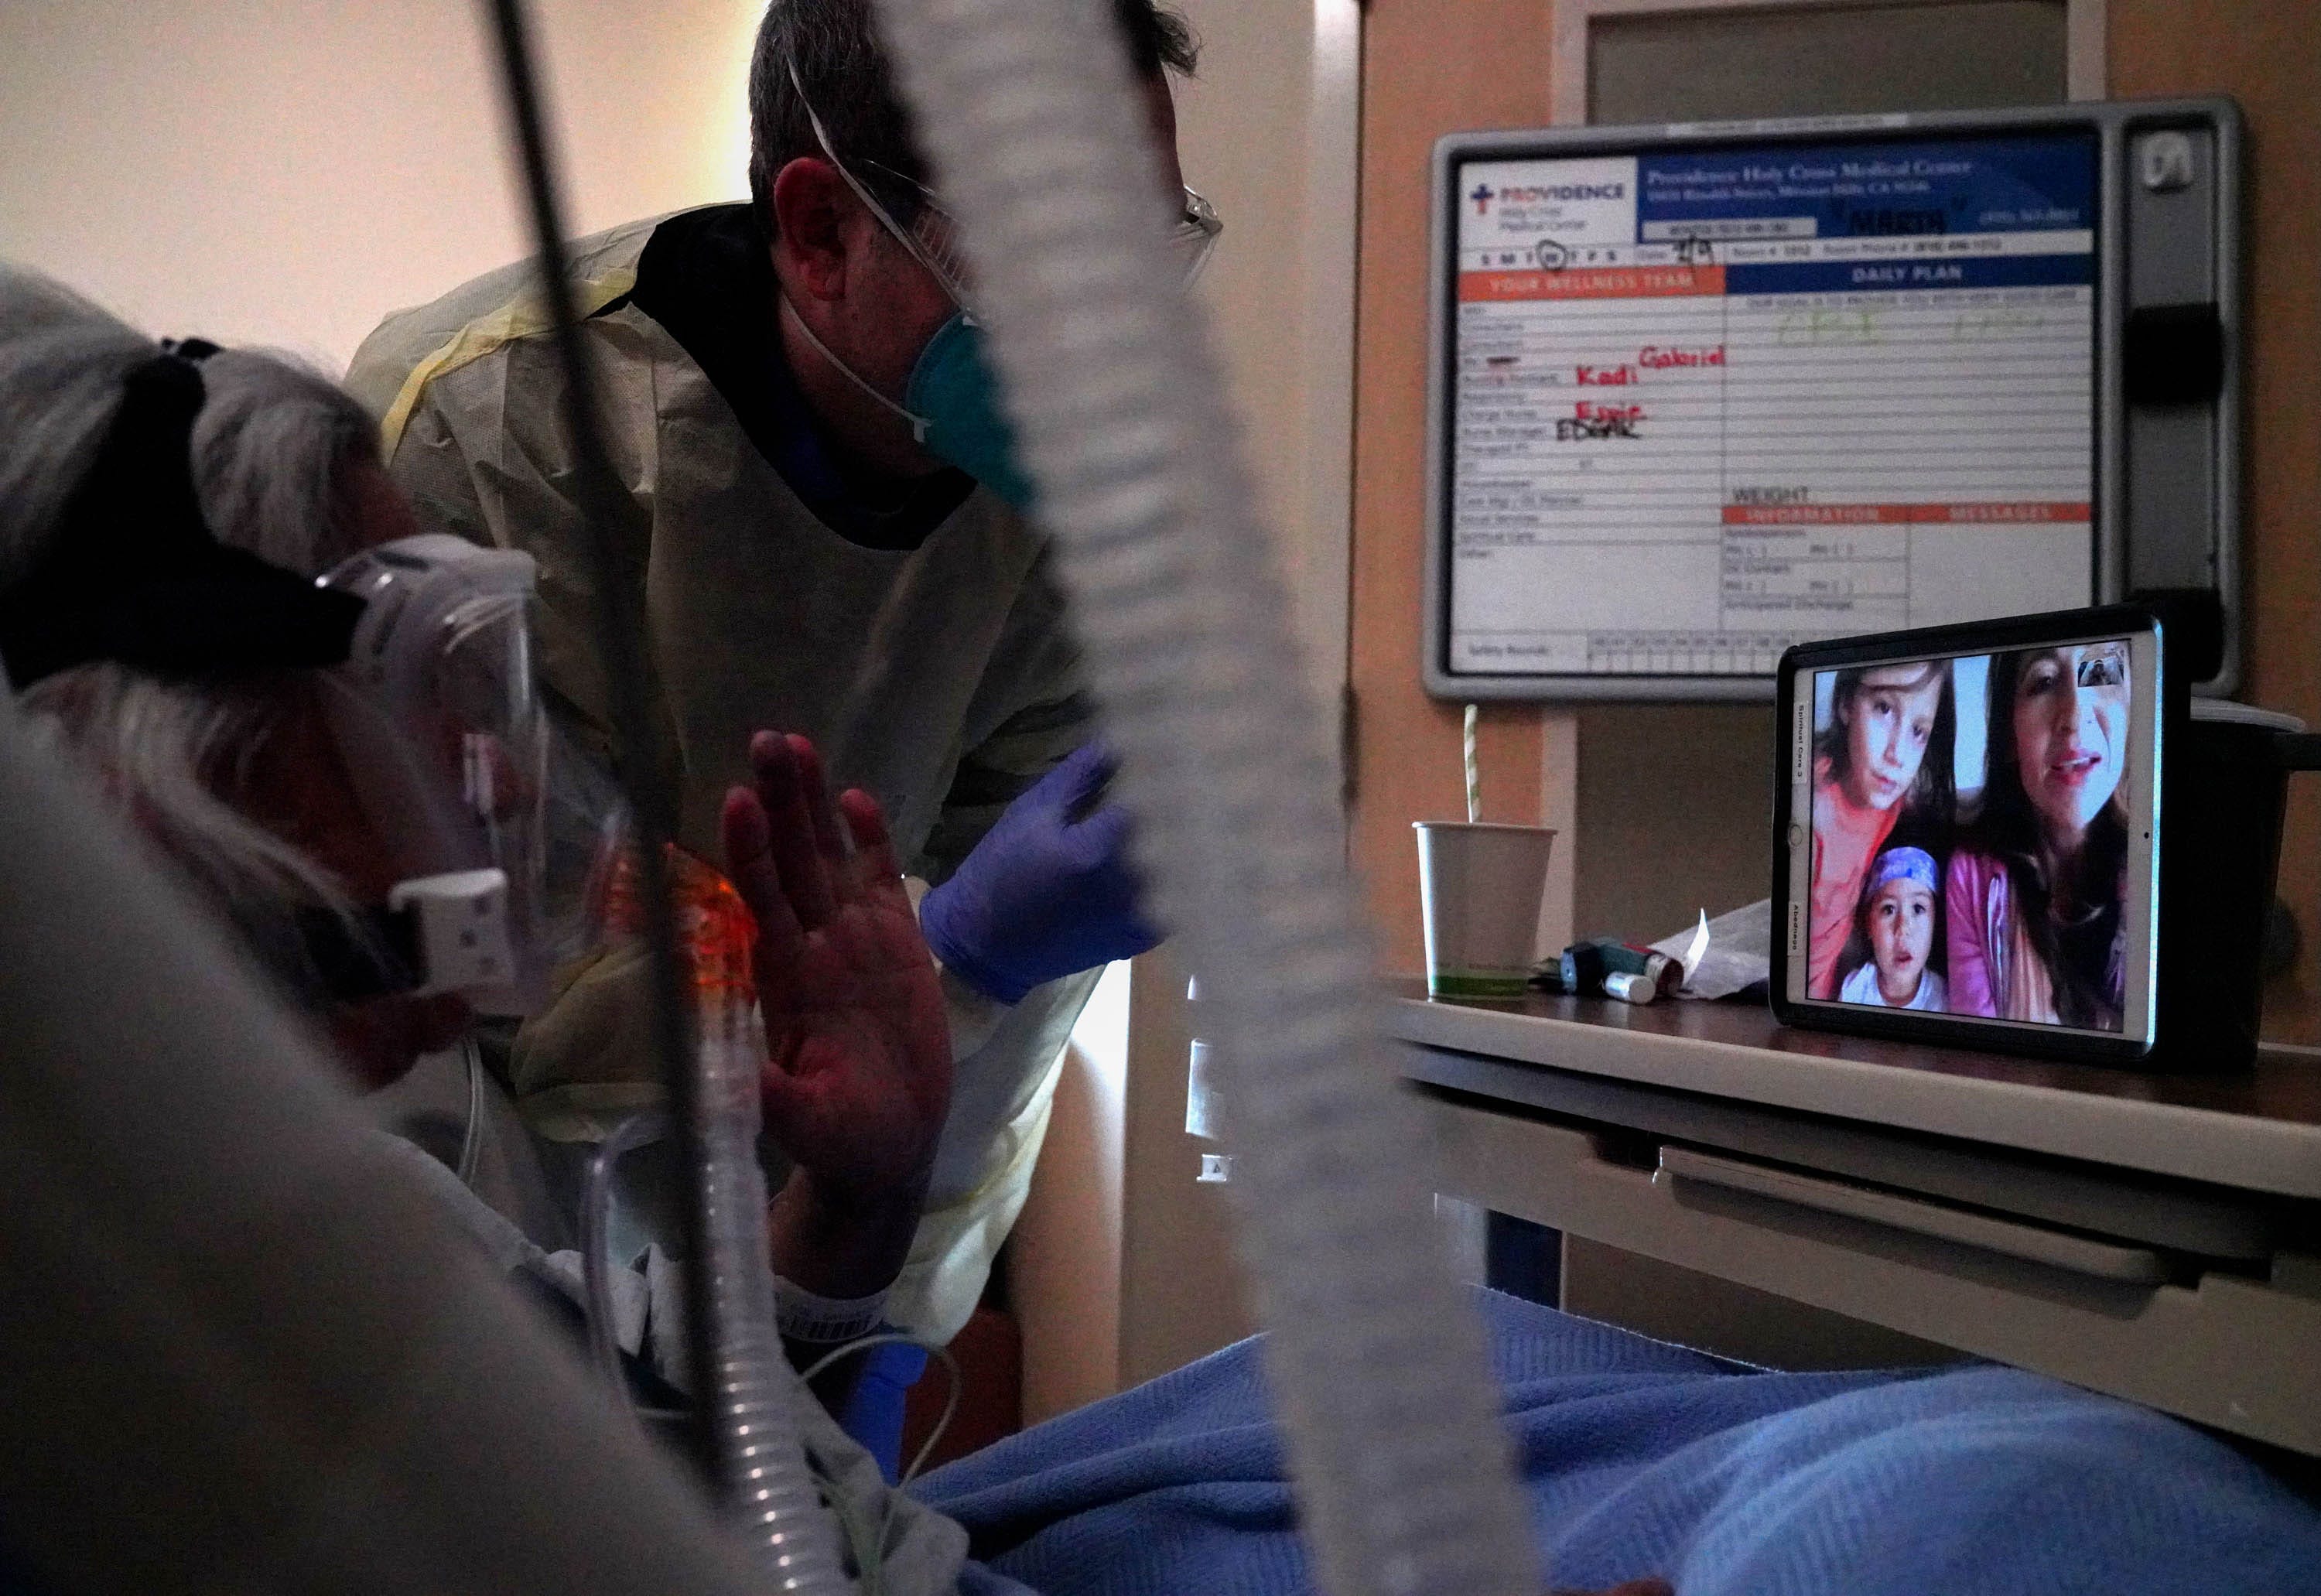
[1347,0,2321,1045]
[0,1,766,371]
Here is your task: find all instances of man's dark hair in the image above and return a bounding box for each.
[747,0,1196,230]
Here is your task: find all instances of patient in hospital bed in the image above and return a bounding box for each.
[8,261,2318,1596]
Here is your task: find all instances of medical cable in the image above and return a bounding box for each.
[795,1332,963,1492]
[582,1109,669,1408]
[480,0,713,1459]
[797,1333,962,1596]
[868,2,1543,1593]
[811,1474,887,1596]
[455,1037,487,1189]
[780,293,935,443]
[484,6,849,1591]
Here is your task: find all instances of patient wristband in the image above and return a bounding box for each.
[773,1274,889,1344]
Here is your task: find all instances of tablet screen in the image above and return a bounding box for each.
[1784,629,2157,1042]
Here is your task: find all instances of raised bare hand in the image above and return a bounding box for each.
[720,732,952,1213]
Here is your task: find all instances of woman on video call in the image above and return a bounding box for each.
[1808,661,1957,1000]
[1946,642,2134,1029]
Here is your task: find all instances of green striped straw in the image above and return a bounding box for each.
[1463,702,1481,823]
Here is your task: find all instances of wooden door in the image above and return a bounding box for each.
[1351,2,1567,978]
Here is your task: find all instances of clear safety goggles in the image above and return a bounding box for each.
[316,534,547,1013]
[790,63,1222,312]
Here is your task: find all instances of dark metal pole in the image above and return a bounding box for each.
[480,0,722,1488]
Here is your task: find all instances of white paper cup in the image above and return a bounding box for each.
[1413,822,1556,1001]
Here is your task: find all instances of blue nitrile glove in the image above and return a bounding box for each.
[918,743,1160,1004]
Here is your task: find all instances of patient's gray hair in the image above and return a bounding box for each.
[0,264,380,997]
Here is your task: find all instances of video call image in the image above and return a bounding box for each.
[1807,640,2135,1032]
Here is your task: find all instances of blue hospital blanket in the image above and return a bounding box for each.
[917,1291,2321,1596]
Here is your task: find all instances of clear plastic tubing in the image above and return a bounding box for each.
[608,849,852,1593]
[582,1109,665,1401]
[694,995,843,1589]
[688,869,851,1591]
[873,3,1543,1594]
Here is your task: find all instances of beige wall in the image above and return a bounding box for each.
[1174,0,1360,706]
[0,0,761,370]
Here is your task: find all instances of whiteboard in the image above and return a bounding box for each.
[1427,114,2120,699]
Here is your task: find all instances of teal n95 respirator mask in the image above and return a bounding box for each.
[903,313,1033,508]
[779,296,1037,510]
[781,58,1220,510]
[314,533,549,1015]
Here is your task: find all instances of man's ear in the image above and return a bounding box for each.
[771,157,857,302]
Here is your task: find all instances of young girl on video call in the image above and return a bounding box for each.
[1841,846,1947,1010]
[1945,641,2134,1029]
[1808,661,1957,1000]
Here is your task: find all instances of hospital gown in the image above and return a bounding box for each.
[380,1130,975,1596]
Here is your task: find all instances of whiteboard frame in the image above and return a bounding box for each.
[1421,100,2238,702]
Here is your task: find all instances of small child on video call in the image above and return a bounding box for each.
[1841,846,1948,1011]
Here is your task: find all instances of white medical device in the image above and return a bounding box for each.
[1422,101,2242,701]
